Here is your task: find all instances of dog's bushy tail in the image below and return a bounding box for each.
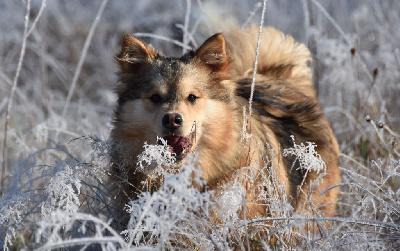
[225,26,314,97]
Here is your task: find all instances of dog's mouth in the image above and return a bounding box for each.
[161,132,195,161]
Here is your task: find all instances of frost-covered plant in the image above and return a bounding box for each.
[137,136,177,174]
[35,210,128,250]
[283,135,326,174]
[123,154,220,249]
[1,0,400,250]
[121,139,330,249]
[41,164,82,217]
[0,138,111,250]
[0,198,25,250]
[335,157,400,250]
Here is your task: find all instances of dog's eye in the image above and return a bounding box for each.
[187,94,197,103]
[150,94,162,104]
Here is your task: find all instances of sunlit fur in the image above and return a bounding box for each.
[110,26,341,228]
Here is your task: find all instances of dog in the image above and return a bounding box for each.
[109,26,341,231]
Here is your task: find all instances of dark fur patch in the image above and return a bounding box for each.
[258,64,295,79]
[236,77,327,200]
[116,56,189,106]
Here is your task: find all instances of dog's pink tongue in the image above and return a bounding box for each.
[165,136,180,145]
[164,136,190,157]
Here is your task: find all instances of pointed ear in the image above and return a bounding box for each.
[116,34,158,73]
[195,33,229,72]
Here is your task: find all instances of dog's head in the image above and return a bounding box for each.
[114,33,235,161]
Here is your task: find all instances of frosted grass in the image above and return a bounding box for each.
[0,0,399,249]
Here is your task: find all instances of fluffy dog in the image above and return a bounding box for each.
[109,26,341,229]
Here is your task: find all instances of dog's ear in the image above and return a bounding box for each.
[195,33,229,73]
[116,34,158,73]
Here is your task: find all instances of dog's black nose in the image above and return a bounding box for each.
[174,114,183,125]
[162,113,183,129]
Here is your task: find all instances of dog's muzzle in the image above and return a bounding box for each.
[160,116,196,161]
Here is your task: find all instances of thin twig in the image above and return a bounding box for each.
[341,167,400,215]
[242,2,263,28]
[0,98,8,114]
[324,106,363,132]
[310,0,350,45]
[395,48,400,74]
[242,191,251,250]
[310,0,373,83]
[1,0,32,197]
[175,23,198,48]
[248,0,268,117]
[369,119,390,152]
[62,0,108,118]
[182,0,191,54]
[243,216,400,230]
[134,33,192,50]
[26,0,47,37]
